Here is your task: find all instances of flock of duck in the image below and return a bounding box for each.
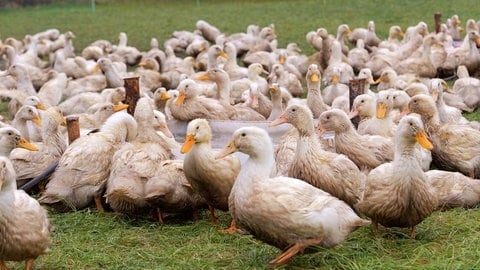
[0,13,480,269]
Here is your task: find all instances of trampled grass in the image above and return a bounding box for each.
[1,1,480,269]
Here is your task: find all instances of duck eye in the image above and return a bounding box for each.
[241,133,246,137]
[7,132,12,136]
[292,108,296,112]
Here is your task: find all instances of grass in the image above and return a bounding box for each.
[1,0,480,269]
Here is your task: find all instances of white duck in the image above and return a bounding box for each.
[39,111,138,212]
[215,126,370,265]
[0,156,51,270]
[355,115,437,239]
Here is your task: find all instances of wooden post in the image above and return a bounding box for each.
[124,77,140,116]
[66,116,80,144]
[434,12,442,34]
[348,78,365,129]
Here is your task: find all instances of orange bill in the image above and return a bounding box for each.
[157,123,173,138]
[180,134,195,154]
[219,51,229,59]
[113,103,129,112]
[348,109,359,119]
[376,102,387,119]
[175,91,186,105]
[195,73,211,81]
[161,91,171,100]
[215,139,237,160]
[310,73,319,82]
[415,130,433,150]
[17,137,38,151]
[332,74,339,85]
[269,112,289,127]
[32,115,42,126]
[36,102,47,110]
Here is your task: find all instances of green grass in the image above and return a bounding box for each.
[1,1,480,269]
[6,207,480,269]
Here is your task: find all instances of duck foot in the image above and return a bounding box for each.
[0,259,10,270]
[208,205,219,224]
[219,219,237,234]
[269,236,324,266]
[94,196,105,213]
[26,259,34,270]
[409,226,416,240]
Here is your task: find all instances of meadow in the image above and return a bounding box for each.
[1,0,480,269]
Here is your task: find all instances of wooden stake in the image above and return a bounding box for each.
[124,76,140,116]
[434,12,442,34]
[348,78,365,129]
[66,115,80,144]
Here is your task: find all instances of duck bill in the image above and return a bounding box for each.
[91,64,101,74]
[415,130,433,150]
[36,102,47,110]
[157,123,173,138]
[279,54,285,64]
[195,73,211,81]
[219,51,229,59]
[180,134,195,154]
[316,123,327,136]
[332,74,339,85]
[215,139,237,160]
[161,91,171,100]
[32,115,42,126]
[269,112,288,127]
[268,84,278,94]
[138,61,147,67]
[376,102,387,119]
[251,94,259,109]
[476,36,480,47]
[17,137,38,151]
[310,73,319,82]
[113,103,129,112]
[430,91,438,102]
[373,77,383,84]
[348,109,359,119]
[175,91,186,105]
[61,117,67,126]
[198,43,206,52]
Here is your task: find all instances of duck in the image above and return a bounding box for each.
[196,68,266,121]
[144,159,208,224]
[38,111,138,212]
[11,104,42,142]
[452,65,480,111]
[169,79,230,121]
[222,42,248,81]
[348,39,369,72]
[215,126,370,265]
[244,82,272,119]
[97,57,129,88]
[357,90,396,138]
[318,109,394,171]
[59,87,125,115]
[180,118,240,231]
[378,25,405,51]
[268,63,303,97]
[349,93,376,129]
[37,70,68,107]
[428,79,471,125]
[355,114,437,239]
[322,66,350,106]
[74,102,129,131]
[231,62,269,103]
[408,94,480,178]
[426,170,480,210]
[0,126,38,157]
[323,40,354,85]
[393,34,440,78]
[266,83,284,121]
[10,107,67,187]
[348,21,381,49]
[374,68,408,91]
[152,87,171,115]
[0,156,52,270]
[110,32,143,66]
[270,104,364,207]
[195,20,222,43]
[305,63,329,118]
[105,98,174,216]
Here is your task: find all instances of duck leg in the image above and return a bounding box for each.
[469,170,475,179]
[373,221,379,236]
[409,226,416,240]
[0,260,10,270]
[220,219,237,234]
[94,195,105,213]
[26,259,34,270]
[156,208,165,224]
[208,205,219,224]
[269,236,324,265]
